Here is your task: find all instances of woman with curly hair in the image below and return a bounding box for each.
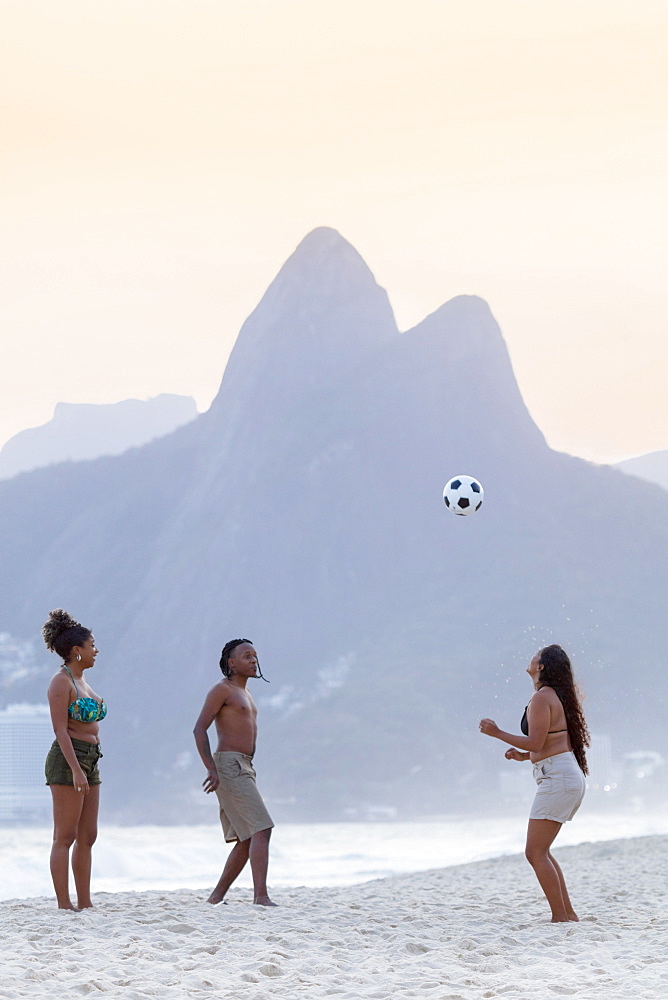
[42,609,106,910]
[479,644,589,922]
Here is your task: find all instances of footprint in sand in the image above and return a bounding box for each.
[259,963,283,977]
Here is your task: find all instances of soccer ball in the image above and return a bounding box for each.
[443,475,484,516]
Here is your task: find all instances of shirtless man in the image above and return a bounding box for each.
[193,638,276,906]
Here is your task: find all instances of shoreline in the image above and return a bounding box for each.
[3,810,668,902]
[1,829,666,906]
[2,835,667,999]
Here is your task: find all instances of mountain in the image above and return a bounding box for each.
[614,450,668,492]
[0,394,197,480]
[1,228,666,822]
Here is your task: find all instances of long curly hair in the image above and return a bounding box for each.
[42,609,91,662]
[538,644,590,774]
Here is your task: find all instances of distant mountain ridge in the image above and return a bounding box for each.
[1,228,666,822]
[0,394,197,480]
[614,450,668,491]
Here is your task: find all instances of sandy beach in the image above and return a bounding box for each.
[2,835,666,1000]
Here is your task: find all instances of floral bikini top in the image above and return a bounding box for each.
[63,665,107,723]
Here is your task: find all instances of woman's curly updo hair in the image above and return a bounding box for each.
[538,644,590,775]
[42,609,92,662]
[219,638,269,682]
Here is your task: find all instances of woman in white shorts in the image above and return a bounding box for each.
[479,644,589,922]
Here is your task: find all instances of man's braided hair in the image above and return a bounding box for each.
[219,638,269,682]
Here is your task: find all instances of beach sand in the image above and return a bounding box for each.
[2,835,666,1000]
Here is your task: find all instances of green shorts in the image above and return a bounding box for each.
[45,738,103,786]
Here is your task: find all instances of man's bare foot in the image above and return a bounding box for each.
[550,915,570,922]
[207,891,228,905]
[253,895,278,907]
[567,913,579,922]
[57,903,80,911]
[78,903,94,909]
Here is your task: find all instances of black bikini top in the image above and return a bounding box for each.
[521,705,567,737]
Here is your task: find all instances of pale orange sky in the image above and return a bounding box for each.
[1,0,667,462]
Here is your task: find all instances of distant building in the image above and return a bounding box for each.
[0,704,53,822]
[622,750,666,797]
[586,733,619,793]
[498,767,534,801]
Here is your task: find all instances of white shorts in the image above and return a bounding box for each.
[529,751,586,823]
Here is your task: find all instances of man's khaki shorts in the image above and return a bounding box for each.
[213,751,274,843]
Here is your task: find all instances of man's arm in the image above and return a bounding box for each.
[193,683,228,794]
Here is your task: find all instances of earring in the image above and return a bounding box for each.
[76,654,81,662]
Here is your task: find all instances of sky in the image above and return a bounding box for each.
[1,0,666,464]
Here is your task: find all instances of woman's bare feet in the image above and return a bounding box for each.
[253,895,278,907]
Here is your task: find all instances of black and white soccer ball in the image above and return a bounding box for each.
[443,475,484,516]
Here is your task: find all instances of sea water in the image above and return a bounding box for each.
[2,808,668,902]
